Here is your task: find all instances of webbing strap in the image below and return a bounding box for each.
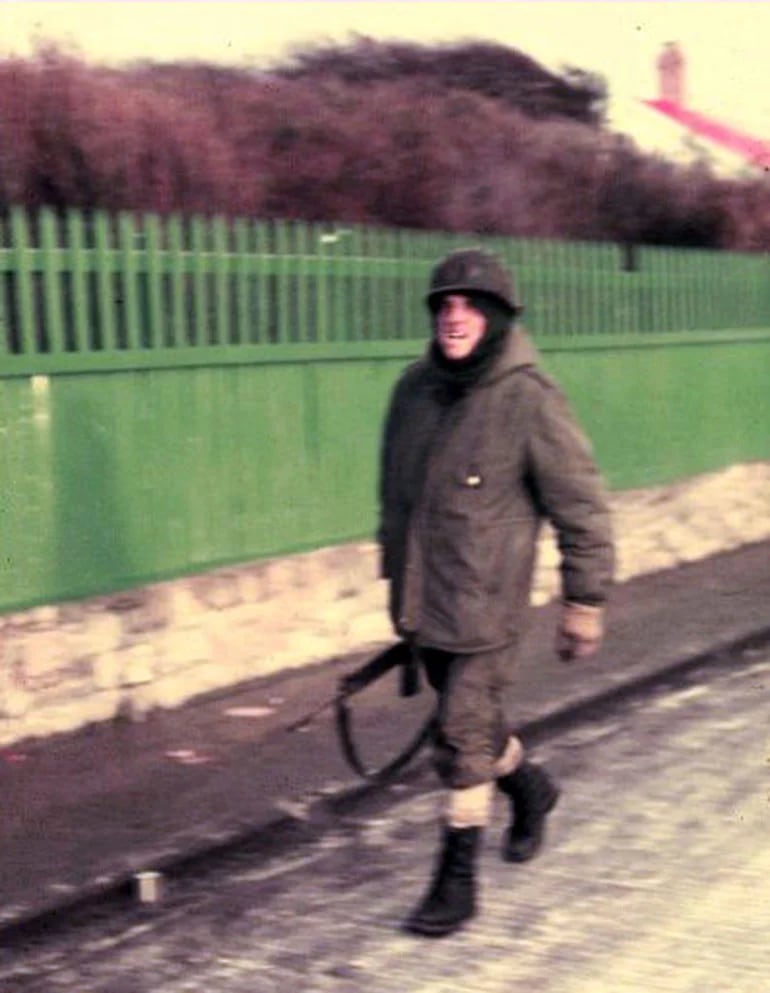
[335,697,435,781]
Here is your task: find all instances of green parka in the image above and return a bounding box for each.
[378,328,614,653]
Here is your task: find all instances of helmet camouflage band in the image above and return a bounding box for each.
[426,248,523,316]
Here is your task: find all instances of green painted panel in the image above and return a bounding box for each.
[310,359,400,542]
[2,333,769,611]
[543,337,770,489]
[0,375,56,603]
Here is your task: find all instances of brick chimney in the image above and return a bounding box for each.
[657,42,685,105]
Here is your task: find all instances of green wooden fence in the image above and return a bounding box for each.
[2,207,768,363]
[0,207,768,613]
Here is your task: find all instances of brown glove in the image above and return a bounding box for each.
[557,602,604,662]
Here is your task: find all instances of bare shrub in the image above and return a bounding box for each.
[1,41,769,250]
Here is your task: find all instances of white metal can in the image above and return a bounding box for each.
[135,870,164,904]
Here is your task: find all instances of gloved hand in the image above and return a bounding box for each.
[557,602,604,662]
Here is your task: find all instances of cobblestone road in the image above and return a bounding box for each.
[3,647,769,993]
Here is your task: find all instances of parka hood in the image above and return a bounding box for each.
[479,326,540,385]
[426,324,542,396]
[481,326,541,384]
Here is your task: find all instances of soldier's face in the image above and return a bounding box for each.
[434,294,487,361]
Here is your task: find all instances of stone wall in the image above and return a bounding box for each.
[1,462,769,747]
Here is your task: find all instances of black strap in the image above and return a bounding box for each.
[335,696,436,782]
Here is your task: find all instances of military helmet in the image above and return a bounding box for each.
[426,247,523,316]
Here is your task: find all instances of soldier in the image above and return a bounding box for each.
[378,248,614,937]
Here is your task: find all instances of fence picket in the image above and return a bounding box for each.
[167,213,187,347]
[0,215,8,355]
[212,215,231,346]
[294,221,310,343]
[348,225,365,341]
[191,215,209,346]
[253,219,269,343]
[315,223,330,343]
[144,213,164,348]
[118,212,141,350]
[39,208,65,353]
[66,209,90,352]
[10,207,37,355]
[233,216,251,346]
[94,211,118,350]
[274,220,291,344]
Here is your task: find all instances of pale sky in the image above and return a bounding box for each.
[1,1,768,164]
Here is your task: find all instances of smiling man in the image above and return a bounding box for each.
[378,247,615,937]
[433,293,487,360]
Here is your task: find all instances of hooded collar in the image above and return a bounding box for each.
[427,324,541,403]
[480,325,541,384]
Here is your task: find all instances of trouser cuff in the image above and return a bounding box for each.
[492,735,524,778]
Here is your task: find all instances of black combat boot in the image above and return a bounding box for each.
[497,761,559,863]
[403,826,481,937]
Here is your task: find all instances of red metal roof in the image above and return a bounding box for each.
[643,98,770,169]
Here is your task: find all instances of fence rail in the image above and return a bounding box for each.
[1,207,768,363]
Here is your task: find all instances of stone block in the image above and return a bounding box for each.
[134,660,234,712]
[307,543,349,575]
[56,601,90,627]
[223,600,283,632]
[0,683,32,719]
[675,529,726,562]
[281,630,339,666]
[229,620,289,673]
[120,644,156,686]
[81,612,124,653]
[291,549,332,591]
[254,650,311,680]
[23,628,68,673]
[257,597,306,635]
[235,563,271,603]
[1,638,27,685]
[93,651,122,690]
[115,591,171,635]
[342,609,393,649]
[188,571,243,610]
[18,606,60,630]
[36,657,95,699]
[615,547,675,582]
[102,589,147,613]
[201,609,236,656]
[297,594,351,632]
[159,628,212,674]
[14,691,123,741]
[258,557,302,599]
[168,586,205,625]
[333,545,379,597]
[349,582,388,615]
[304,576,348,611]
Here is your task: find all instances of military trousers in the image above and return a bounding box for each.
[420,643,518,790]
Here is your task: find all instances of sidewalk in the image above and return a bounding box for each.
[1,463,769,936]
